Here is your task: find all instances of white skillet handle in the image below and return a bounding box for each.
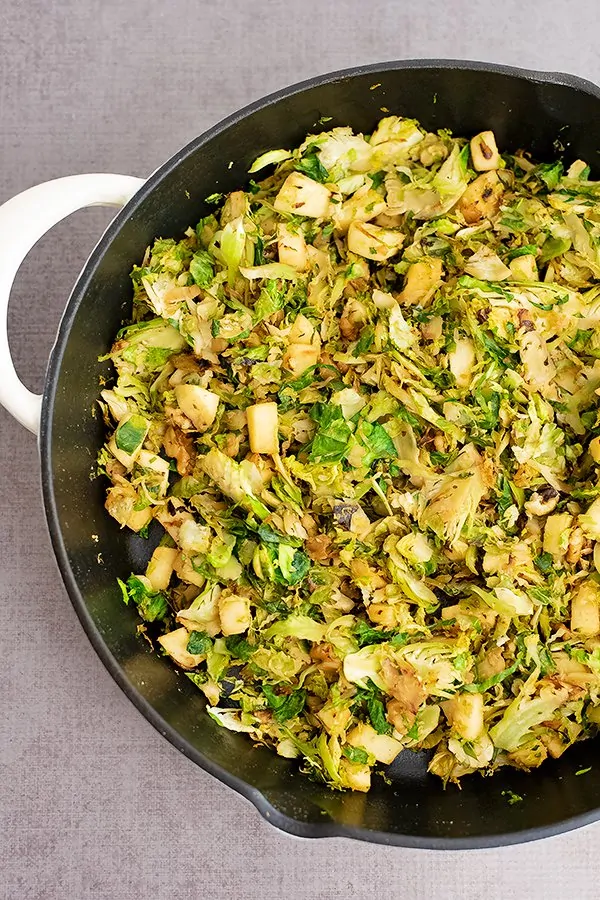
[0,173,145,435]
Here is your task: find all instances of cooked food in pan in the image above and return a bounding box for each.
[99,115,600,791]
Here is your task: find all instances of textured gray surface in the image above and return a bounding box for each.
[2,0,600,897]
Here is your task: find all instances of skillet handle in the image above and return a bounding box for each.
[0,173,145,435]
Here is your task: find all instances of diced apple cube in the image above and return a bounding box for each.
[158,627,206,669]
[347,221,404,261]
[175,384,219,430]
[399,258,443,305]
[274,172,331,218]
[346,722,402,764]
[443,692,484,741]
[277,223,308,271]
[469,130,500,171]
[571,580,600,636]
[145,546,178,592]
[246,402,279,454]
[218,593,252,636]
[283,342,320,376]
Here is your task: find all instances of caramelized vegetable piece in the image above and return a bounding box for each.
[274,172,331,218]
[457,170,503,223]
[469,130,500,171]
[158,627,207,669]
[175,385,219,430]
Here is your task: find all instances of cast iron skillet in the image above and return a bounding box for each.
[2,60,600,849]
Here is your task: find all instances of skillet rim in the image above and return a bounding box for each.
[39,57,600,849]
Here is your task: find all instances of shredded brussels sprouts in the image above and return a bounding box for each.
[99,116,600,792]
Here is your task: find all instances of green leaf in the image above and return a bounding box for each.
[253,527,310,586]
[224,634,256,661]
[567,329,594,354]
[295,153,330,183]
[406,720,420,741]
[200,447,270,520]
[117,578,129,605]
[571,484,600,501]
[366,695,392,735]
[309,403,351,463]
[186,671,208,690]
[249,148,292,173]
[189,250,214,287]
[369,170,386,189]
[171,476,203,499]
[149,238,192,274]
[240,263,298,281]
[464,660,520,693]
[540,234,571,263]
[264,615,325,643]
[232,344,269,362]
[280,366,317,396]
[220,218,247,284]
[474,330,513,366]
[429,450,449,468]
[536,161,563,190]
[528,292,569,312]
[310,433,349,463]
[342,745,369,764]
[121,575,168,622]
[206,533,236,569]
[254,234,265,266]
[355,678,392,735]
[262,684,307,722]
[421,366,455,391]
[354,621,390,648]
[357,421,397,468]
[253,279,285,324]
[277,545,311,585]
[353,621,410,649]
[354,325,375,356]
[454,651,470,671]
[145,347,176,370]
[256,523,288,545]
[187,630,213,654]
[397,406,422,429]
[270,474,304,515]
[474,389,500,431]
[276,543,297,581]
[280,363,337,398]
[497,476,514,516]
[389,632,410,648]
[534,552,554,574]
[501,790,523,805]
[529,586,552,608]
[500,207,528,232]
[506,244,538,261]
[115,415,148,455]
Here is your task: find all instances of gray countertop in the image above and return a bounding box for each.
[2,1,600,896]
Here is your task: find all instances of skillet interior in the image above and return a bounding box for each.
[41,60,600,847]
